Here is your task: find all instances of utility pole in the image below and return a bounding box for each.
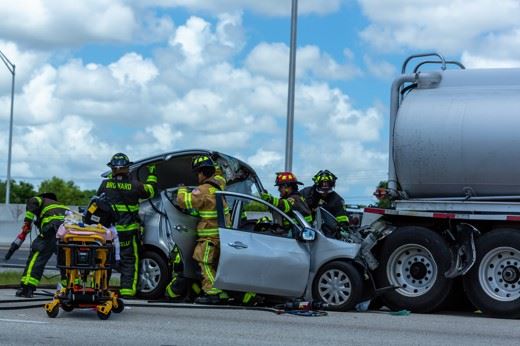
[0,49,16,205]
[285,0,298,171]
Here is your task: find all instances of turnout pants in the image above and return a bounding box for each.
[21,225,61,287]
[192,237,220,294]
[118,232,140,297]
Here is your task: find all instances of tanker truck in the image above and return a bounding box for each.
[364,53,520,318]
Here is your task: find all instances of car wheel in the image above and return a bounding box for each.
[312,261,363,311]
[374,226,453,313]
[463,228,520,318]
[138,250,169,299]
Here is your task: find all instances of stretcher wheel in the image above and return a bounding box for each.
[46,305,59,318]
[61,304,73,312]
[97,310,111,320]
[113,298,124,313]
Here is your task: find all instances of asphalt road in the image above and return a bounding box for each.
[0,289,518,346]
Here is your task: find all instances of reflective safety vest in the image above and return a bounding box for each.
[24,196,69,234]
[96,172,157,233]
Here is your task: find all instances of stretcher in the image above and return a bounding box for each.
[44,223,123,320]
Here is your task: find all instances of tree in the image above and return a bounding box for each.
[38,177,95,206]
[0,180,36,203]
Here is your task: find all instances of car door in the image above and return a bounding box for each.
[214,192,311,297]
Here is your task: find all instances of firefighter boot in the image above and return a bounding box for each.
[195,291,229,305]
[15,284,35,298]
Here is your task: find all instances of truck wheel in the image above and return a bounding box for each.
[312,261,363,311]
[374,226,452,313]
[463,228,520,318]
[138,251,169,299]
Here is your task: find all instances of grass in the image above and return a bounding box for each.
[0,270,120,286]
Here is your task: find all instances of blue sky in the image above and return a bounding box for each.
[1,0,519,204]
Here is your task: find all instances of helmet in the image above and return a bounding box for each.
[192,155,215,171]
[274,172,303,186]
[38,192,57,201]
[312,170,337,194]
[107,153,132,168]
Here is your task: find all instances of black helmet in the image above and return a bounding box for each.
[38,192,57,201]
[192,155,215,171]
[107,153,132,168]
[312,170,337,194]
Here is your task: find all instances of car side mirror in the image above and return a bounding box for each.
[300,227,316,241]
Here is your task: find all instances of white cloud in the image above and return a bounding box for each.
[109,53,159,87]
[246,42,361,80]
[363,55,396,79]
[357,0,520,70]
[247,149,283,168]
[136,0,342,16]
[0,0,137,48]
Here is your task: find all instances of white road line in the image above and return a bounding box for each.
[0,318,48,324]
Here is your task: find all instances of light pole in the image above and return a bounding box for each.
[0,49,15,205]
[285,0,298,171]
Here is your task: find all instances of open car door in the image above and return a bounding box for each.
[214,191,311,297]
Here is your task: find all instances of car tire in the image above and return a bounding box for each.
[374,226,453,313]
[138,250,169,300]
[463,228,520,318]
[312,261,363,311]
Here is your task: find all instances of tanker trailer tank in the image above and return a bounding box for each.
[393,68,520,200]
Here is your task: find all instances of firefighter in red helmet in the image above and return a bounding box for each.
[261,172,312,223]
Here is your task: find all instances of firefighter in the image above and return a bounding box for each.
[16,193,69,298]
[96,153,157,298]
[261,172,313,224]
[174,155,230,304]
[301,169,349,238]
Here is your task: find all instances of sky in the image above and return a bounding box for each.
[1,0,520,205]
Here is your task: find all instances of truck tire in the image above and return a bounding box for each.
[312,261,363,311]
[463,228,520,318]
[138,250,169,300]
[374,226,453,313]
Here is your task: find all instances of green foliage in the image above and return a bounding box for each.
[242,200,269,212]
[38,176,95,206]
[0,180,37,203]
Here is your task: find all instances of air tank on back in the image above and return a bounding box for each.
[393,67,520,199]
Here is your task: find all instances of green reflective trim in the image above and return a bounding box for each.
[224,207,230,215]
[203,243,215,285]
[40,204,69,218]
[192,282,201,295]
[272,197,279,206]
[25,211,36,220]
[23,251,40,286]
[199,210,218,218]
[35,197,42,206]
[115,223,140,232]
[120,288,135,296]
[131,236,139,294]
[281,200,291,213]
[113,204,140,212]
[242,292,256,304]
[40,215,65,229]
[197,229,219,237]
[144,184,155,198]
[166,283,179,298]
[184,193,193,210]
[336,215,349,222]
[304,215,313,222]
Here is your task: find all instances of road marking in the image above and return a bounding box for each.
[0,318,48,324]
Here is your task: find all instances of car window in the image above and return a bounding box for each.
[222,195,299,239]
[134,154,198,192]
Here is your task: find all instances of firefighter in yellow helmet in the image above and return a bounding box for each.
[176,155,230,304]
[261,172,312,224]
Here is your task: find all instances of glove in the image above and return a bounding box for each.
[260,192,273,203]
[147,164,157,174]
[21,221,32,235]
